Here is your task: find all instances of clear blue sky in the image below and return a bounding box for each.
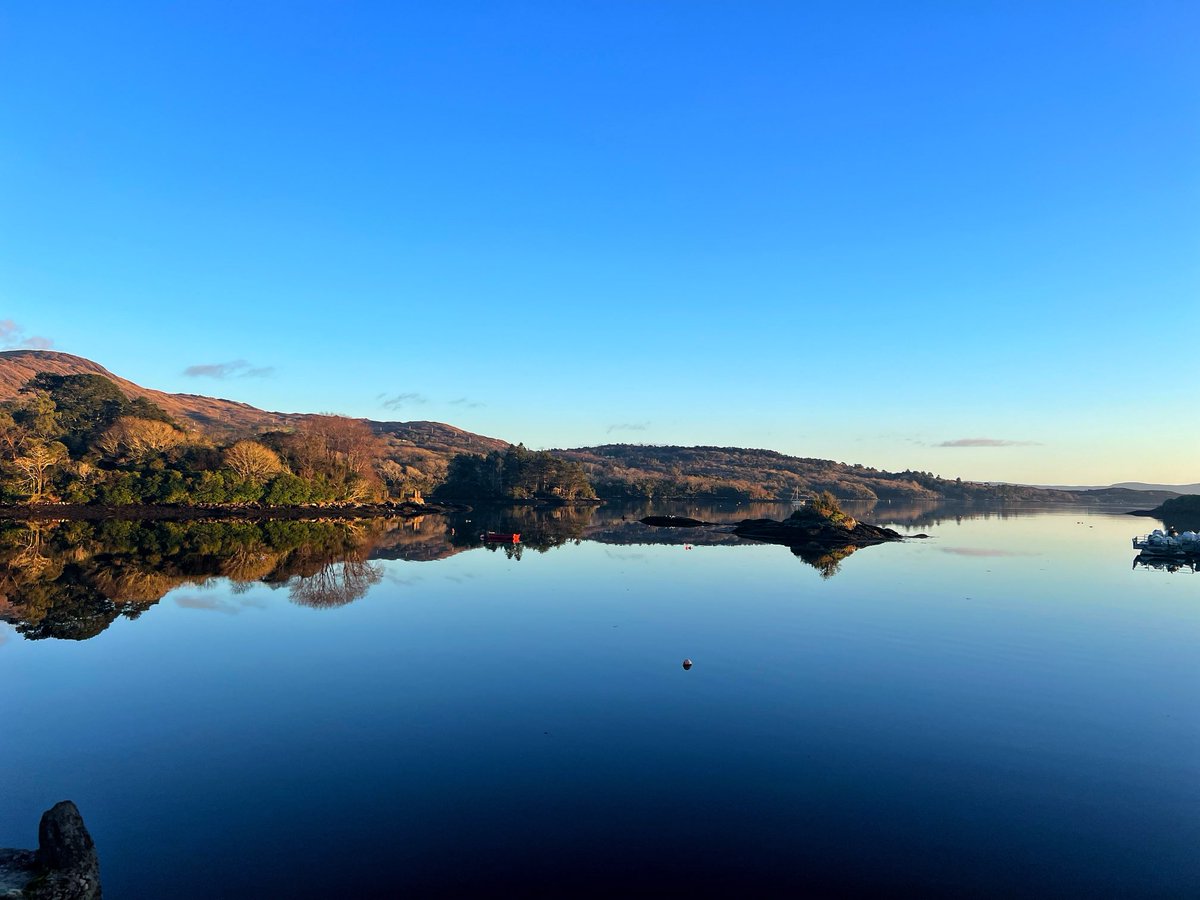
[2,2,1197,484]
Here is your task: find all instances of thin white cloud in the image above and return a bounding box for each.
[381,392,428,410]
[0,319,54,350]
[607,422,650,434]
[941,547,1040,557]
[936,438,1040,448]
[175,594,267,614]
[183,360,274,379]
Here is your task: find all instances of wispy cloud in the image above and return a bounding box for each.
[449,397,485,409]
[607,422,650,434]
[935,438,1040,448]
[0,319,54,350]
[183,359,274,379]
[604,550,646,561]
[386,572,424,586]
[175,593,268,615]
[379,391,427,410]
[941,547,1040,557]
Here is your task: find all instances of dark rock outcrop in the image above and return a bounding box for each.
[639,515,710,527]
[732,514,903,549]
[731,512,904,578]
[1130,494,1200,531]
[0,802,100,899]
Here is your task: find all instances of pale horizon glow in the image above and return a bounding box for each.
[2,3,1196,485]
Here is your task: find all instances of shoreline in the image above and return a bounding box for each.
[0,500,469,522]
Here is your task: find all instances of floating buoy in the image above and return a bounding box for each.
[682,658,693,670]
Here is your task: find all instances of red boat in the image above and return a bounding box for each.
[481,531,521,544]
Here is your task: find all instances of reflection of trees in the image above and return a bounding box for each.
[219,543,280,582]
[288,559,383,608]
[0,518,395,639]
[447,503,598,555]
[791,544,858,579]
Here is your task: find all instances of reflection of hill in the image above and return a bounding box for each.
[367,515,470,563]
[446,504,599,553]
[0,519,401,640]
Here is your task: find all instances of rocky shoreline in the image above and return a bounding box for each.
[0,802,100,900]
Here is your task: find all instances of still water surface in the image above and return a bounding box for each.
[1,503,1197,897]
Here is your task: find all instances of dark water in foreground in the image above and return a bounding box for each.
[1,502,1197,897]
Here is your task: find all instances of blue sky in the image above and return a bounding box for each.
[2,2,1196,484]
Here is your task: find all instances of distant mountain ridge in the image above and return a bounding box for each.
[1036,481,1200,493]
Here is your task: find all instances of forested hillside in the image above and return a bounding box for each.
[556,444,1179,504]
[0,351,1177,507]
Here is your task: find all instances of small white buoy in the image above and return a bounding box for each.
[682,658,693,670]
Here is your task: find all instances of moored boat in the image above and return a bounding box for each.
[1132,529,1200,556]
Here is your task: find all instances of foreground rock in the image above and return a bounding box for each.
[0,802,100,899]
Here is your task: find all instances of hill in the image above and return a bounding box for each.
[0,351,1181,506]
[1113,481,1200,493]
[1039,481,1200,493]
[0,350,289,436]
[557,444,1181,505]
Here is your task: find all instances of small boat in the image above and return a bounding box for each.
[1132,529,1200,556]
[481,531,521,544]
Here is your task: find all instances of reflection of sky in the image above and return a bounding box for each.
[0,508,1196,897]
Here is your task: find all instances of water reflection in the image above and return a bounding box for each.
[1132,553,1197,574]
[0,519,409,639]
[0,500,1161,640]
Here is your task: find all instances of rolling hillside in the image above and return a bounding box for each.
[0,350,1180,504]
[0,350,289,435]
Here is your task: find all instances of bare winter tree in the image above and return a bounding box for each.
[96,416,186,459]
[10,441,68,501]
[224,441,286,483]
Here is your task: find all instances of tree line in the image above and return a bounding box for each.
[434,443,596,503]
[0,373,599,507]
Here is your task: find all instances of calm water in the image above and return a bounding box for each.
[1,503,1197,897]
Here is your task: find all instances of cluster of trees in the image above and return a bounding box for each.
[435,444,596,502]
[0,374,395,506]
[793,490,856,529]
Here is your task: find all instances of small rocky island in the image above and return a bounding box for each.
[731,492,904,550]
[639,493,909,577]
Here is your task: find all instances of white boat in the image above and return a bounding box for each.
[1132,529,1200,556]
